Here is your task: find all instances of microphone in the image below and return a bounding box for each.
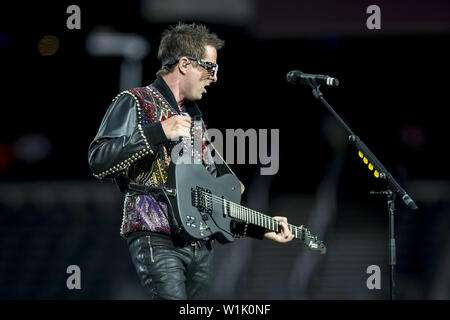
[286,70,339,87]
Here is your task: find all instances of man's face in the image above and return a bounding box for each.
[182,45,218,101]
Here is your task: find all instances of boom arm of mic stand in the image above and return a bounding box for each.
[307,80,418,210]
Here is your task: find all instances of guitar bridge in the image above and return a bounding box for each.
[191,186,213,214]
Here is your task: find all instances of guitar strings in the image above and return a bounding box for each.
[201,191,279,227]
[201,192,303,234]
[199,190,310,239]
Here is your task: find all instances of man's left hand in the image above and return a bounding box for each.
[264,216,295,243]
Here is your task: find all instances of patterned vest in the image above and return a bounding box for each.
[118,85,215,238]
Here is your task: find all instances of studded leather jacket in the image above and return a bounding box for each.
[88,76,266,242]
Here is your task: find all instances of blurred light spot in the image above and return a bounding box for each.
[38,35,59,56]
[141,0,254,25]
[12,133,53,164]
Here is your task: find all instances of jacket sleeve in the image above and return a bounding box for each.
[88,92,168,179]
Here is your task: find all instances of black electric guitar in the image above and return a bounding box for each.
[165,163,326,254]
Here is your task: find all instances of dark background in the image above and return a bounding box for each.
[0,0,449,300]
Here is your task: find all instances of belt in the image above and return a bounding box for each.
[126,231,214,249]
[183,239,214,249]
[188,240,203,247]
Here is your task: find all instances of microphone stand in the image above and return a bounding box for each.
[306,78,418,300]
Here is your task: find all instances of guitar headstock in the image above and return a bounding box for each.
[298,225,327,254]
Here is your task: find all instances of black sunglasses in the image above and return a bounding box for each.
[162,56,218,78]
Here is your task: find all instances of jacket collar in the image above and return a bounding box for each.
[152,75,202,119]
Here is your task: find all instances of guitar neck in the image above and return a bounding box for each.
[196,189,325,254]
[226,200,304,240]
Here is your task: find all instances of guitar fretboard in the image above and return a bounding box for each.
[216,195,306,240]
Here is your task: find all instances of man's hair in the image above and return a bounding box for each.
[156,22,224,76]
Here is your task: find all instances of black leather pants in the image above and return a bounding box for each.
[128,233,213,300]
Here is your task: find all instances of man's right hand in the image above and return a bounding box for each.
[160,115,191,140]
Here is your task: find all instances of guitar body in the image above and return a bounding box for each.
[166,163,241,244]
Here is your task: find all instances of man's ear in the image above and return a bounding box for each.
[179,57,190,74]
